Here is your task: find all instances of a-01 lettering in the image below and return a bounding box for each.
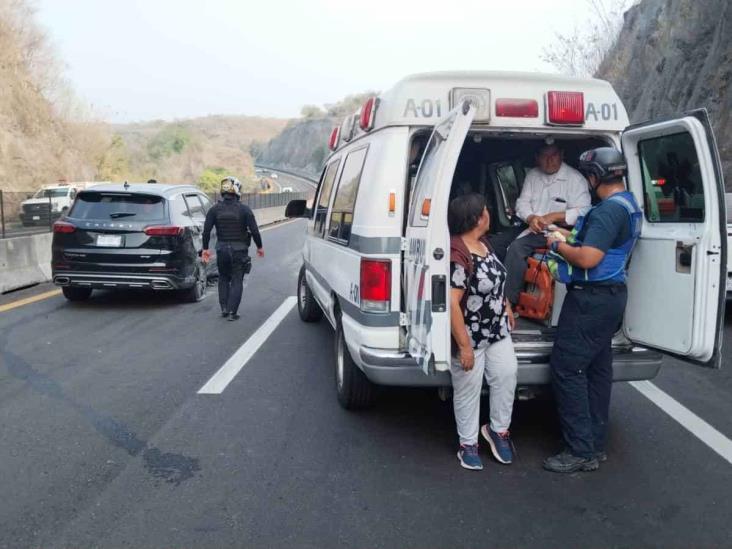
[349,282,360,304]
[403,99,442,119]
[409,238,426,263]
[585,102,619,121]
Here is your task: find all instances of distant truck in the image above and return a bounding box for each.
[19,181,109,226]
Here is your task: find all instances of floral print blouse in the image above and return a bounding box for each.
[450,252,510,349]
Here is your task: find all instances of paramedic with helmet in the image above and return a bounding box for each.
[202,177,264,321]
[543,147,642,473]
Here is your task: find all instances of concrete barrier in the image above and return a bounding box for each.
[0,232,53,293]
[0,205,289,294]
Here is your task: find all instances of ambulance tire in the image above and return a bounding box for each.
[335,318,374,410]
[297,265,322,322]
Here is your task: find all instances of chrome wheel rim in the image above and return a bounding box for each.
[299,276,307,309]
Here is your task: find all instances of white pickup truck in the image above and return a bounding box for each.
[19,182,108,226]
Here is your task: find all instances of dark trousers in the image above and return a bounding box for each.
[490,226,547,304]
[216,245,250,315]
[550,285,627,458]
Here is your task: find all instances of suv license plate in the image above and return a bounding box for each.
[32,215,40,220]
[97,234,122,247]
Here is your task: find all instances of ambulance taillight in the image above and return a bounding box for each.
[360,259,391,313]
[546,91,585,126]
[359,96,378,131]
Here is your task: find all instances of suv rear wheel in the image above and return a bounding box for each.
[62,286,92,301]
[335,318,374,409]
[181,262,207,303]
[298,265,322,322]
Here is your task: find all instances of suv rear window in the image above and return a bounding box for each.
[71,193,166,221]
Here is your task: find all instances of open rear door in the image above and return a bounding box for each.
[405,102,474,374]
[622,109,726,367]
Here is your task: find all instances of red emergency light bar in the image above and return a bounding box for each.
[359,96,378,131]
[546,91,585,125]
[495,98,539,118]
[328,126,340,151]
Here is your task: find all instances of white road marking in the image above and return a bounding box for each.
[630,380,732,466]
[198,296,297,394]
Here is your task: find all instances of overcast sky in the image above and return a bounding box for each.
[37,0,593,122]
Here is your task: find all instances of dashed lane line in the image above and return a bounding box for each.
[631,380,732,466]
[0,289,62,313]
[197,296,298,395]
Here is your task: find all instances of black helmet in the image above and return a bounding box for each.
[579,147,627,183]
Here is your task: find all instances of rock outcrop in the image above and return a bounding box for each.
[597,0,732,186]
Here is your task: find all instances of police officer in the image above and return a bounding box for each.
[202,177,264,321]
[543,147,642,473]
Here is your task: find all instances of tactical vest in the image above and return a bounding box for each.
[548,191,642,285]
[215,200,250,245]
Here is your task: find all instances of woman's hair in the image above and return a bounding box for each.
[448,192,487,235]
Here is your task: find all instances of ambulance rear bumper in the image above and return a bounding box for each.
[358,346,662,388]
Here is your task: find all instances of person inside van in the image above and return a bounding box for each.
[448,193,518,471]
[491,143,591,309]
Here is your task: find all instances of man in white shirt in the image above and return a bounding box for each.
[496,144,591,306]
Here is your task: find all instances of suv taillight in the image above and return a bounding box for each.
[144,225,183,236]
[53,221,76,233]
[360,259,391,313]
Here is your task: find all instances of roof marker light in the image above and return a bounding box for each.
[359,96,378,131]
[328,126,340,151]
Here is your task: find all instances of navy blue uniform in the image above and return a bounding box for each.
[203,196,262,315]
[550,196,633,459]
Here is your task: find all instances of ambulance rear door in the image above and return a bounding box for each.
[405,102,475,374]
[622,109,726,367]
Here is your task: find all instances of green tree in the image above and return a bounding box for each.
[147,125,191,160]
[197,167,230,192]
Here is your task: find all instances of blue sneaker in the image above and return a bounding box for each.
[457,444,483,470]
[481,425,513,464]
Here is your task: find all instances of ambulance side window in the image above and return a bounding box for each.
[638,132,705,223]
[314,159,340,236]
[328,146,368,244]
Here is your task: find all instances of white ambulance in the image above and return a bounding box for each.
[285,71,726,409]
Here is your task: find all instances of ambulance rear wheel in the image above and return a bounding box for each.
[335,319,374,410]
[298,265,322,322]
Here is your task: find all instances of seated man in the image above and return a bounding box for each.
[494,143,591,308]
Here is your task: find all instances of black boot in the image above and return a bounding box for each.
[543,450,599,473]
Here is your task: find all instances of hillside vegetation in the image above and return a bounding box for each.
[0,0,288,194]
[0,0,109,192]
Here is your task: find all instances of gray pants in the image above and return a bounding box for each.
[450,336,518,446]
[499,231,548,305]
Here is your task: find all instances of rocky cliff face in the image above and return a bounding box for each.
[255,118,332,178]
[597,0,732,186]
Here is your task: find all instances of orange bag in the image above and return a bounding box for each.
[515,256,554,321]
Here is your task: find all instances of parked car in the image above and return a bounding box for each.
[52,183,216,302]
[286,71,726,409]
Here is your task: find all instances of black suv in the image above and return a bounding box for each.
[52,183,216,302]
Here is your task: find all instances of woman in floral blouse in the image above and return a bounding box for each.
[448,193,518,471]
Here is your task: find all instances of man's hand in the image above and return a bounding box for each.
[459,345,475,372]
[528,214,548,233]
[201,249,212,264]
[256,248,264,258]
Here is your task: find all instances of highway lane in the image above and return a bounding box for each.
[1,219,731,548]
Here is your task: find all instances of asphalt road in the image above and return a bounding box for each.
[1,219,731,548]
